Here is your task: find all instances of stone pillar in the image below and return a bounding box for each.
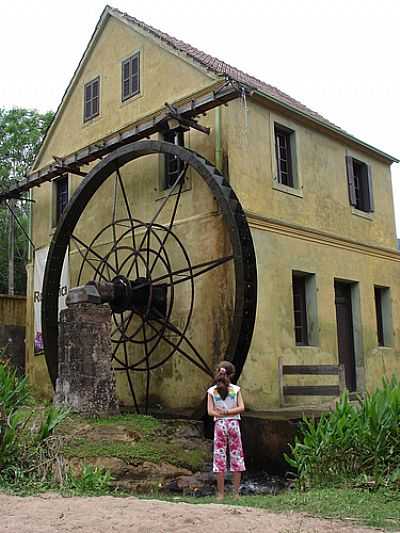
[55,301,119,417]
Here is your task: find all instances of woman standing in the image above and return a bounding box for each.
[207,361,245,500]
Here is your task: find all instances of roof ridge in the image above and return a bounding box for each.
[109,5,338,129]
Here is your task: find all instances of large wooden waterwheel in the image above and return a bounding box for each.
[42,140,257,412]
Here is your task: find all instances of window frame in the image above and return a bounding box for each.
[52,174,69,228]
[291,271,319,347]
[160,129,185,191]
[121,51,140,102]
[275,123,295,188]
[374,285,392,347]
[83,76,100,122]
[346,155,374,214]
[292,274,308,345]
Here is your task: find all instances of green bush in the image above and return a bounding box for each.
[286,376,400,489]
[0,359,69,483]
[64,465,113,495]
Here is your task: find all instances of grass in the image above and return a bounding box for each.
[149,487,400,530]
[92,414,162,434]
[1,480,399,530]
[58,413,162,436]
[63,437,208,471]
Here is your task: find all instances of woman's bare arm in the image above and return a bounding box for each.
[224,390,245,416]
[207,393,223,417]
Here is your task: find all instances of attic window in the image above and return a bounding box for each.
[122,52,140,101]
[84,77,100,122]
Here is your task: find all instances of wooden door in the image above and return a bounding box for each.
[334,282,357,391]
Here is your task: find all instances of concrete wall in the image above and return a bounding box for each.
[26,13,400,411]
[0,294,26,373]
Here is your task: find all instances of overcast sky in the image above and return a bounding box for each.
[2,0,399,233]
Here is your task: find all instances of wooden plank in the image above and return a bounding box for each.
[283,385,340,396]
[282,364,339,375]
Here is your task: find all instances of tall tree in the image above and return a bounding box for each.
[0,108,54,295]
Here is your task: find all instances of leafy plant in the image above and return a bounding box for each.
[0,363,31,414]
[0,360,69,483]
[36,404,70,442]
[286,376,400,489]
[64,465,113,495]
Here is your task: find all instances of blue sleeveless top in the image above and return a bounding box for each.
[207,384,241,420]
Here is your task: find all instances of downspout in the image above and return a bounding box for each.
[215,106,223,172]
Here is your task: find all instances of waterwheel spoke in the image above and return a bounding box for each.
[141,319,151,414]
[125,163,188,280]
[111,175,120,272]
[150,311,212,375]
[71,234,115,282]
[115,169,140,279]
[148,177,184,277]
[122,340,140,413]
[146,319,212,376]
[132,255,233,291]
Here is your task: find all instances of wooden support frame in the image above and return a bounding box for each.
[278,357,346,407]
[0,81,249,202]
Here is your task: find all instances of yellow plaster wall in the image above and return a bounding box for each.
[34,16,215,171]
[225,99,397,250]
[238,226,400,409]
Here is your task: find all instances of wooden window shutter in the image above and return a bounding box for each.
[345,155,357,206]
[122,59,130,100]
[131,54,139,95]
[366,164,374,212]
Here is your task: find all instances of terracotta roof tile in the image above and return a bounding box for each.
[112,7,339,130]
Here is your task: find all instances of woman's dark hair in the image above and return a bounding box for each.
[214,361,235,400]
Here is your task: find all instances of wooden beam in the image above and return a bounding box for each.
[0,81,247,201]
[283,385,341,396]
[282,364,340,375]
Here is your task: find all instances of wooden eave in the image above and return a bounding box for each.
[251,90,399,165]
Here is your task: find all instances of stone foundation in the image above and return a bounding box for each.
[55,302,119,417]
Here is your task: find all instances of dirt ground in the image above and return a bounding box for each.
[0,493,382,533]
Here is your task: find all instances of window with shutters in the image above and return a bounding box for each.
[161,129,185,190]
[275,124,295,187]
[346,156,374,213]
[292,272,319,346]
[374,286,392,347]
[121,52,140,101]
[83,77,100,122]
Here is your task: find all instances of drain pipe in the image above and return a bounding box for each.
[215,106,223,172]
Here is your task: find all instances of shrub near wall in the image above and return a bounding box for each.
[287,377,400,489]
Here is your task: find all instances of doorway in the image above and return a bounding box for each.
[334,281,357,392]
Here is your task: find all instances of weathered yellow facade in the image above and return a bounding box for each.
[26,7,400,412]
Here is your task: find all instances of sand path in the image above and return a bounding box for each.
[0,493,381,532]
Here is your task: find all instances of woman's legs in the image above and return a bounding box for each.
[216,472,225,500]
[227,420,245,497]
[232,472,241,497]
[213,420,228,499]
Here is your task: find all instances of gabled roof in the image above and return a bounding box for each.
[108,6,399,164]
[111,6,336,129]
[34,5,399,169]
